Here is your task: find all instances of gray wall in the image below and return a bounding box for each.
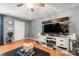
[25,21,29,37]
[3,15,29,44]
[30,6,79,42]
[30,13,56,41]
[27,21,33,37]
[56,6,79,42]
[3,5,79,42]
[3,16,14,44]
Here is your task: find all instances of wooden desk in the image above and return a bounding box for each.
[0,39,69,56]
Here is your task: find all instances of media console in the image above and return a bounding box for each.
[39,35,73,51]
[46,36,70,50]
[41,17,72,51]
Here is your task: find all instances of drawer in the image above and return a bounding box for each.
[59,40,65,42]
[47,38,56,41]
[57,43,67,48]
[57,40,66,44]
[56,40,68,48]
[58,43,65,47]
[56,38,68,43]
[56,42,68,48]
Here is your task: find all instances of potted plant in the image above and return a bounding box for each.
[7,32,14,43]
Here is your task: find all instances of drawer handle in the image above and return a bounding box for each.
[60,44,63,46]
[60,40,63,42]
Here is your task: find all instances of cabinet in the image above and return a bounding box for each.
[46,36,71,51]
[0,15,4,45]
[56,37,69,50]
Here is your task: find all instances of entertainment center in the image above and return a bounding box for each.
[40,17,74,51]
[46,36,70,50]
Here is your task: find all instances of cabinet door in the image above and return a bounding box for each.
[0,15,3,45]
[56,37,69,48]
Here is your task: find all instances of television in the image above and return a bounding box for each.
[43,23,62,34]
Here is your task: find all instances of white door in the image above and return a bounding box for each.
[14,20,25,41]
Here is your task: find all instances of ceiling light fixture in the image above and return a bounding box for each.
[17,3,45,12]
[26,3,34,8]
[26,3,34,12]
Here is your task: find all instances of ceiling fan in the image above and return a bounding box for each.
[17,3,45,7]
[17,3,45,12]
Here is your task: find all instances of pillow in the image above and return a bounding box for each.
[22,43,34,52]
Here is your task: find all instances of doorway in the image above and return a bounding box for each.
[14,20,25,41]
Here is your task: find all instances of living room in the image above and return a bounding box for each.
[0,3,79,56]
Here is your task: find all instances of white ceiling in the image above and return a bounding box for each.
[0,3,79,20]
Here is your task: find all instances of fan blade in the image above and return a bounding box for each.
[17,3,24,7]
[35,3,45,7]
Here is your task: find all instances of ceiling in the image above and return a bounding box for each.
[0,3,79,20]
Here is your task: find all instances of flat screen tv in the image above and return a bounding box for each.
[43,23,62,34]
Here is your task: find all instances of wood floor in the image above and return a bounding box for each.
[0,39,69,56]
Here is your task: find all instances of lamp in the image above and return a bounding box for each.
[67,33,76,51]
[68,33,76,41]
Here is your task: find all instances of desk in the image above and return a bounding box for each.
[0,39,70,56]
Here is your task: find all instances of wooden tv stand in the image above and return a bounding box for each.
[40,35,73,51]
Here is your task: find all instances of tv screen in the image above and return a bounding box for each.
[43,23,61,34]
